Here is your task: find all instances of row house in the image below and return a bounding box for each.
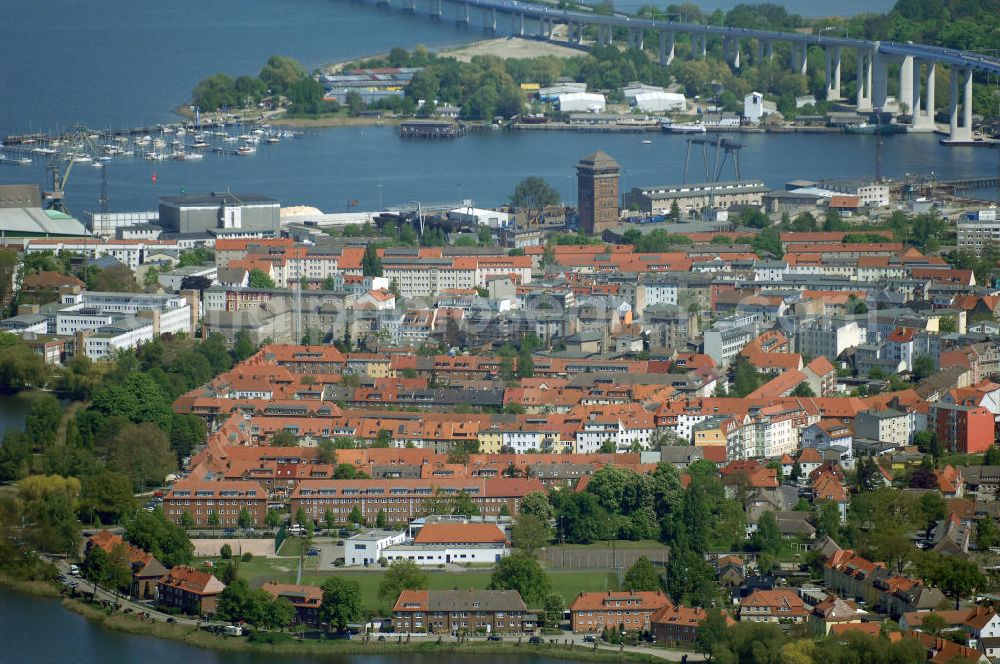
[163,480,267,527]
[569,591,672,633]
[823,550,945,619]
[290,477,544,524]
[392,589,534,635]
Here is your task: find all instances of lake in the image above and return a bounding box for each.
[0,589,581,664]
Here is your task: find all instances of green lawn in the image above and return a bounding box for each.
[195,554,621,613]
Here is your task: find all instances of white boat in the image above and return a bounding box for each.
[266,137,280,144]
[641,139,652,144]
[183,152,203,160]
[662,122,706,134]
[223,136,238,143]
[145,151,164,161]
[191,141,210,149]
[153,138,166,148]
[91,161,103,168]
[17,158,32,165]
[72,155,92,163]
[99,156,112,161]
[237,146,256,155]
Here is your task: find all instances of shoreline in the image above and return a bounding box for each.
[32,589,667,663]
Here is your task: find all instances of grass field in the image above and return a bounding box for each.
[197,552,622,613]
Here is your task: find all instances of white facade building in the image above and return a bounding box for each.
[558,92,606,113]
[83,318,155,360]
[344,530,407,566]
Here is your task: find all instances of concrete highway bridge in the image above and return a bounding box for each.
[355,0,1000,143]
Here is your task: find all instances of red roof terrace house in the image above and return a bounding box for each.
[163,480,267,528]
[569,590,672,633]
[157,565,225,616]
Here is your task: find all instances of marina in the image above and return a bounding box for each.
[0,121,300,169]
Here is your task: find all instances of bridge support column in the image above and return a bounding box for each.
[599,25,612,47]
[459,1,469,24]
[899,56,914,118]
[795,43,808,75]
[725,38,740,69]
[516,13,524,37]
[872,53,889,110]
[767,40,774,61]
[431,0,441,18]
[948,67,974,142]
[825,47,841,101]
[658,32,674,66]
[911,59,936,131]
[689,34,705,59]
[484,7,496,32]
[632,28,644,51]
[755,40,764,63]
[856,48,872,112]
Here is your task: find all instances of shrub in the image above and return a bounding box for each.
[241,551,253,563]
[220,543,233,559]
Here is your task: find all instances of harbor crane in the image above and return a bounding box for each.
[682,135,745,184]
[43,125,105,214]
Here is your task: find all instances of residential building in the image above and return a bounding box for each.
[163,480,267,527]
[383,522,508,565]
[260,582,323,625]
[651,605,732,645]
[854,409,911,446]
[738,589,808,623]
[391,589,534,635]
[157,565,225,615]
[569,590,672,633]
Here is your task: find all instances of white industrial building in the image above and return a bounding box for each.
[744,92,777,123]
[632,91,687,113]
[344,530,407,566]
[558,92,606,113]
[538,82,587,101]
[447,206,511,229]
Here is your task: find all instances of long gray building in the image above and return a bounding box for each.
[158,193,279,234]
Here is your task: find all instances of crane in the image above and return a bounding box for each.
[43,125,105,214]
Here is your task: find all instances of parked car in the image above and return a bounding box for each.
[487,634,502,641]
[583,635,597,643]
[528,636,542,645]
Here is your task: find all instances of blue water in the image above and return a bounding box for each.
[1,0,993,216]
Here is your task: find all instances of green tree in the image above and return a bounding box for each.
[750,226,783,258]
[520,491,553,521]
[208,510,221,533]
[25,394,62,450]
[221,543,233,559]
[488,551,551,606]
[238,508,253,529]
[622,556,661,591]
[790,382,815,397]
[362,245,383,277]
[984,446,1000,465]
[87,264,140,292]
[663,547,718,607]
[511,513,551,555]
[732,356,762,397]
[123,508,193,567]
[977,517,1000,550]
[543,592,565,626]
[377,559,428,604]
[348,506,363,525]
[248,268,276,289]
[510,176,560,226]
[319,577,363,632]
[912,355,935,381]
[107,422,176,492]
[79,470,136,525]
[259,54,307,96]
[695,608,730,658]
[750,511,781,555]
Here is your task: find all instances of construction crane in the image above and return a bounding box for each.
[43,125,105,214]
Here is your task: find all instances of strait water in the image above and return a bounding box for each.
[0,0,988,216]
[0,589,577,664]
